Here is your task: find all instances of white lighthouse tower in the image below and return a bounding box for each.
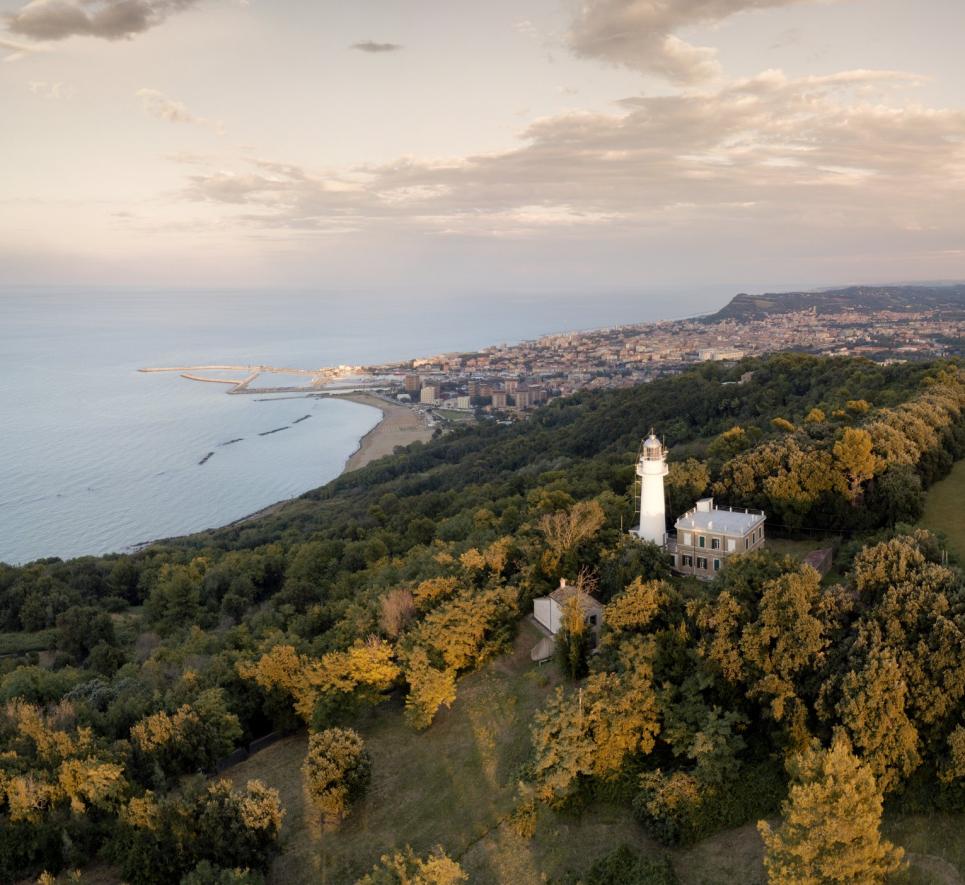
[634,430,668,545]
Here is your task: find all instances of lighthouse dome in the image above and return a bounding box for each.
[640,430,665,462]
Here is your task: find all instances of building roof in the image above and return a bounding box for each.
[675,503,765,536]
[548,585,603,613]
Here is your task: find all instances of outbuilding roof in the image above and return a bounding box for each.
[549,583,603,613]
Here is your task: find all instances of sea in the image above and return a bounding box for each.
[0,287,718,565]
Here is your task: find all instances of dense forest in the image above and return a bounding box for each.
[1,353,963,884]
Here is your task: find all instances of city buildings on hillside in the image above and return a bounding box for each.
[360,301,960,421]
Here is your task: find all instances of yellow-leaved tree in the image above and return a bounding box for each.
[538,499,606,574]
[355,845,467,885]
[604,578,669,634]
[833,428,883,504]
[301,727,371,824]
[403,646,457,730]
[531,637,660,805]
[238,638,399,722]
[758,730,904,884]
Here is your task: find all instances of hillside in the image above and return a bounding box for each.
[1,353,964,884]
[704,284,965,323]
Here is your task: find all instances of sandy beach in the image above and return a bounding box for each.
[334,392,434,473]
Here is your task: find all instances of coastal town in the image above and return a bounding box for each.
[363,288,964,419]
[142,287,964,431]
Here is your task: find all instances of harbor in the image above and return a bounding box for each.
[138,363,368,394]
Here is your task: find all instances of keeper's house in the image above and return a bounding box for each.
[668,497,765,579]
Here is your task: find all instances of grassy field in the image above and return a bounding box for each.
[920,460,965,563]
[0,628,55,656]
[224,619,964,885]
[225,621,681,884]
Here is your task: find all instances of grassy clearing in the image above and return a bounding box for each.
[920,460,965,563]
[0,628,55,656]
[223,621,963,885]
[225,621,554,883]
[226,622,671,884]
[885,815,965,884]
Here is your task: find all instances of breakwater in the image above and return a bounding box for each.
[139,363,359,394]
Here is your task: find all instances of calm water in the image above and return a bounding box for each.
[0,288,715,564]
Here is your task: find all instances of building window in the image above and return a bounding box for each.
[696,557,708,570]
[671,554,677,567]
[698,535,705,548]
[682,532,691,546]
[682,555,693,567]
[727,538,736,553]
[714,559,721,571]
[745,538,749,549]
[589,615,597,626]
[711,538,720,550]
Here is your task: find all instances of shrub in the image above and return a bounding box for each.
[356,845,467,884]
[557,845,678,885]
[301,727,371,823]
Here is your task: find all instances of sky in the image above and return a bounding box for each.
[2,0,965,300]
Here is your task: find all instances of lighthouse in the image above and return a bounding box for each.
[635,430,668,545]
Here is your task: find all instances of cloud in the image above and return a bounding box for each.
[137,88,223,133]
[28,79,74,98]
[567,0,830,83]
[350,40,402,53]
[176,68,965,245]
[6,0,199,42]
[1,34,49,60]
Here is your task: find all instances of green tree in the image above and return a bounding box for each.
[758,731,904,884]
[180,862,265,884]
[145,562,204,634]
[130,688,242,780]
[113,778,283,885]
[532,638,660,805]
[55,605,117,662]
[666,459,710,519]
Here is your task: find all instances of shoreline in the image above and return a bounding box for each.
[328,391,434,473]
[134,393,434,544]
[217,392,432,532]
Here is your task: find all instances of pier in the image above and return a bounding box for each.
[139,363,374,394]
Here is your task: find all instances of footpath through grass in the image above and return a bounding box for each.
[919,460,965,563]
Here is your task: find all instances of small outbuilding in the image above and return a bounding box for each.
[533,578,604,637]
